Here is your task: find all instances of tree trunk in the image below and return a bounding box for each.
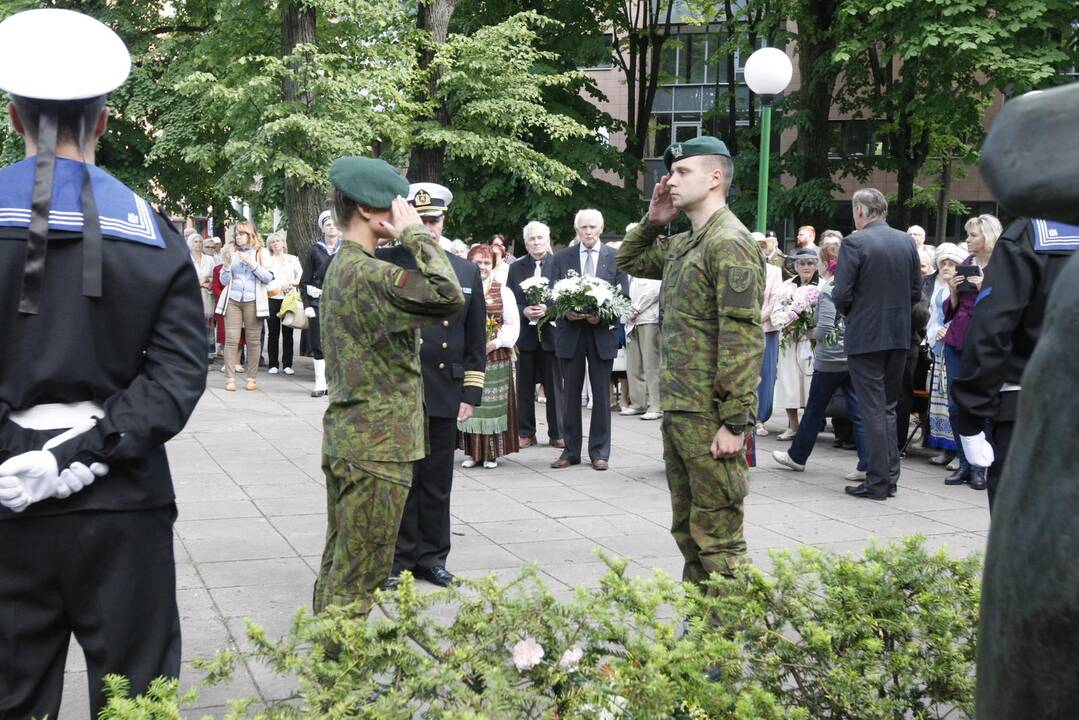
[408,0,458,183]
[281,1,323,260]
[935,156,951,243]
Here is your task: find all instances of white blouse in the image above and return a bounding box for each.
[265,253,303,291]
[191,253,214,287]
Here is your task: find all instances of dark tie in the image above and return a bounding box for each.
[583,249,595,277]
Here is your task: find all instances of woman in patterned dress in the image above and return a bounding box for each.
[458,244,521,468]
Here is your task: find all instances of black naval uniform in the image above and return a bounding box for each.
[377,247,486,576]
[300,240,335,359]
[0,161,207,718]
[506,254,564,443]
[953,218,1078,509]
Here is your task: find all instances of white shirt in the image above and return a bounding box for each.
[578,241,602,276]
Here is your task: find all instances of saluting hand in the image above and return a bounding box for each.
[380,197,424,239]
[647,174,679,225]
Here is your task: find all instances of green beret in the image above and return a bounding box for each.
[663,136,731,172]
[329,156,409,209]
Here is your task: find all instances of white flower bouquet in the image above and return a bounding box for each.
[538,270,631,336]
[518,275,552,325]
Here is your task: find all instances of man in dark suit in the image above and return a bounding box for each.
[506,220,564,449]
[377,183,486,586]
[831,188,922,500]
[549,209,629,471]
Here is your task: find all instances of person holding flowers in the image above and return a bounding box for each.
[770,247,821,439]
[506,221,564,449]
[458,244,521,468]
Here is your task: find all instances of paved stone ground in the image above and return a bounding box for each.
[57,359,990,718]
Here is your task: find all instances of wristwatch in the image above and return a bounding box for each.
[722,421,748,435]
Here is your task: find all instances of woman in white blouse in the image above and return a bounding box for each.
[458,244,520,468]
[770,248,822,440]
[264,230,303,375]
[188,234,215,356]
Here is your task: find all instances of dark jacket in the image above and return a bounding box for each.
[300,241,335,308]
[377,245,486,418]
[831,219,922,355]
[550,244,630,361]
[505,253,556,353]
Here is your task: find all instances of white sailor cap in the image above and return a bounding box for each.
[0,9,131,101]
[407,182,453,217]
[318,209,334,228]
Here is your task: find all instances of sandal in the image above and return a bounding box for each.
[225,379,237,392]
[246,379,257,391]
[755,423,769,437]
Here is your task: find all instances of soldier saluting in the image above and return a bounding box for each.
[618,136,764,590]
[313,157,464,614]
[0,9,207,717]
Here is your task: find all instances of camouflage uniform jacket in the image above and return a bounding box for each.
[617,207,765,426]
[321,225,464,463]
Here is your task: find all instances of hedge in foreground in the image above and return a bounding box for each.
[99,536,980,719]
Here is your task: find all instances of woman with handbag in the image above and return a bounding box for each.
[264,230,302,375]
[215,221,274,391]
[188,233,215,359]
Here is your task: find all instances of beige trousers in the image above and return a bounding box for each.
[627,323,661,413]
[224,299,261,381]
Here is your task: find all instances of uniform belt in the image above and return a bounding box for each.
[1001,383,1021,392]
[9,401,105,430]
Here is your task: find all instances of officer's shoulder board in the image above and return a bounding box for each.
[1031,219,1079,255]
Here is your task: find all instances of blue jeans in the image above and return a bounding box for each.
[788,369,868,471]
[757,331,779,424]
[943,343,983,472]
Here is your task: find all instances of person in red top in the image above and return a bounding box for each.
[941,214,1002,489]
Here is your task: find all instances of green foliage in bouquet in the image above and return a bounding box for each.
[537,270,631,340]
[98,537,980,719]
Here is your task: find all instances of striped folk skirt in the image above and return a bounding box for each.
[458,351,520,463]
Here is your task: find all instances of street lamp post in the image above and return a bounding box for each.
[744,47,793,234]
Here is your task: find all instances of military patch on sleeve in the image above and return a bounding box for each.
[728,266,751,294]
[393,269,410,288]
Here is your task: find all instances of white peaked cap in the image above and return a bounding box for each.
[0,9,131,101]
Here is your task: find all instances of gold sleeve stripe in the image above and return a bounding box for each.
[463,371,486,388]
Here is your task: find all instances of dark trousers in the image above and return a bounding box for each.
[393,415,456,572]
[517,347,563,441]
[987,419,1013,512]
[558,331,613,462]
[0,507,180,720]
[896,346,919,450]
[788,370,868,471]
[266,297,294,369]
[308,307,324,360]
[848,350,907,496]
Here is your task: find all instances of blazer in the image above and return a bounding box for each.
[377,245,487,418]
[505,253,557,353]
[550,243,629,361]
[831,219,922,355]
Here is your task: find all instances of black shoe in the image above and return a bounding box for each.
[944,467,971,486]
[844,483,888,501]
[969,468,987,491]
[311,389,327,398]
[381,574,400,591]
[888,484,897,498]
[833,438,845,448]
[841,441,857,451]
[416,565,456,587]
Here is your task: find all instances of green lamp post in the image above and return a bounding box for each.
[743,47,793,234]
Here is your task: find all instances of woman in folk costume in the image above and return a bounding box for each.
[925,243,966,464]
[771,247,822,440]
[458,244,521,468]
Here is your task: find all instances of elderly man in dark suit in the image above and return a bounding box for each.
[831,188,922,500]
[506,220,565,449]
[549,209,629,471]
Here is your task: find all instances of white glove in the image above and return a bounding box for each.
[304,306,317,319]
[306,285,322,299]
[0,450,62,510]
[58,461,109,496]
[960,432,995,468]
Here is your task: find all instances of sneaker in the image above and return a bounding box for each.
[268,367,279,374]
[845,469,867,481]
[235,365,245,373]
[946,457,960,471]
[620,407,645,416]
[283,367,295,375]
[772,451,805,472]
[777,429,796,441]
[641,411,663,420]
[755,423,769,437]
[483,460,498,469]
[461,459,477,468]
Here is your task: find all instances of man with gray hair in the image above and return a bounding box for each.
[907,225,927,246]
[506,220,564,448]
[831,188,922,500]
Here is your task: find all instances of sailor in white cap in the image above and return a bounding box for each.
[300,209,340,396]
[407,182,455,250]
[0,9,206,718]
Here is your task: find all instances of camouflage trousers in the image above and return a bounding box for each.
[662,411,748,591]
[313,454,412,615]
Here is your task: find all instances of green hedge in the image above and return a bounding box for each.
[98,536,980,719]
